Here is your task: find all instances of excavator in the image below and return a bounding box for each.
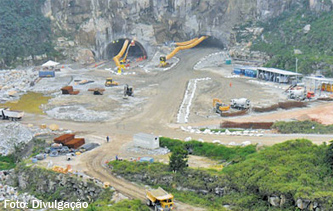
[213,98,230,116]
[113,40,136,74]
[123,84,133,99]
[160,36,208,67]
[113,39,129,74]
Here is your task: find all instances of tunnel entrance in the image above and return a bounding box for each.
[105,38,147,61]
[194,36,224,49]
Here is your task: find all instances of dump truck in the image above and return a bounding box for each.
[146,187,174,211]
[0,108,24,121]
[230,98,250,110]
[105,78,119,87]
[213,98,230,115]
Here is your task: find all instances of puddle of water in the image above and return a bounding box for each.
[3,92,51,115]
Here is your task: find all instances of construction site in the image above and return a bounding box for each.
[2,34,333,210]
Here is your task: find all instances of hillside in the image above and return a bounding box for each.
[248,8,333,76]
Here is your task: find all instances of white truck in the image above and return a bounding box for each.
[0,108,24,121]
[230,98,250,110]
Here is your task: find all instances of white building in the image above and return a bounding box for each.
[133,133,159,149]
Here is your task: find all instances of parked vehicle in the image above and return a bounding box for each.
[0,108,24,121]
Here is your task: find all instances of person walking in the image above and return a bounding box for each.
[106,136,109,143]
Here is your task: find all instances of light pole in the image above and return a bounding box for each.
[295,57,298,83]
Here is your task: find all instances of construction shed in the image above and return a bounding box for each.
[133,133,159,149]
[257,67,302,83]
[304,76,333,95]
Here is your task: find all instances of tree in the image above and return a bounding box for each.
[326,141,333,171]
[169,146,188,172]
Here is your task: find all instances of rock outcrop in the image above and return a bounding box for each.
[40,0,333,60]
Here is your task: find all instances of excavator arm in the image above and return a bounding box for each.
[175,37,199,46]
[165,36,207,60]
[113,39,130,69]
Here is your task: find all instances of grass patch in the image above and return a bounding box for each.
[160,137,256,162]
[109,139,333,210]
[83,199,149,211]
[0,155,16,170]
[3,92,51,115]
[272,120,333,134]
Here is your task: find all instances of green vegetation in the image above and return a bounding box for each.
[272,120,333,134]
[4,92,51,115]
[0,155,16,170]
[224,139,333,209]
[110,139,333,210]
[169,146,188,172]
[160,137,256,162]
[109,160,227,211]
[84,199,149,211]
[0,0,56,68]
[248,7,333,76]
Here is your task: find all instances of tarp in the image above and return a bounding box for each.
[42,60,59,67]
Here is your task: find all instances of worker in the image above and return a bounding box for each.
[229,82,232,87]
[106,136,109,143]
[116,155,118,161]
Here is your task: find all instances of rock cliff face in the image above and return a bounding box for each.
[41,0,333,60]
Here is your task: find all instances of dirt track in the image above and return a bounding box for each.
[21,47,333,210]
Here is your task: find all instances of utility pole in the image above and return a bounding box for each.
[295,57,298,83]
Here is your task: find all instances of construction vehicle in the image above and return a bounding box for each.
[230,98,250,110]
[146,187,174,211]
[123,84,133,99]
[160,36,207,67]
[105,78,119,87]
[213,98,230,115]
[0,108,24,121]
[113,40,129,74]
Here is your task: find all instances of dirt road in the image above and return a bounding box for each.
[21,47,333,210]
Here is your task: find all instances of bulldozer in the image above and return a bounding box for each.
[105,78,119,87]
[213,98,230,116]
[123,84,133,99]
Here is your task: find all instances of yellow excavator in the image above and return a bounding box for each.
[160,36,208,67]
[105,78,119,87]
[113,40,129,74]
[213,98,230,116]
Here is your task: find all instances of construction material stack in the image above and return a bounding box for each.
[61,86,80,95]
[53,134,85,149]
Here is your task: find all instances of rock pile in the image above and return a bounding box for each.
[180,126,264,137]
[0,68,38,103]
[0,170,39,204]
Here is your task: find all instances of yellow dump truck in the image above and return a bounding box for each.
[146,187,174,211]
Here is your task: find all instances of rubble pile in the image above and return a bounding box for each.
[46,106,110,122]
[0,122,62,155]
[0,69,38,103]
[0,170,39,203]
[180,126,264,137]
